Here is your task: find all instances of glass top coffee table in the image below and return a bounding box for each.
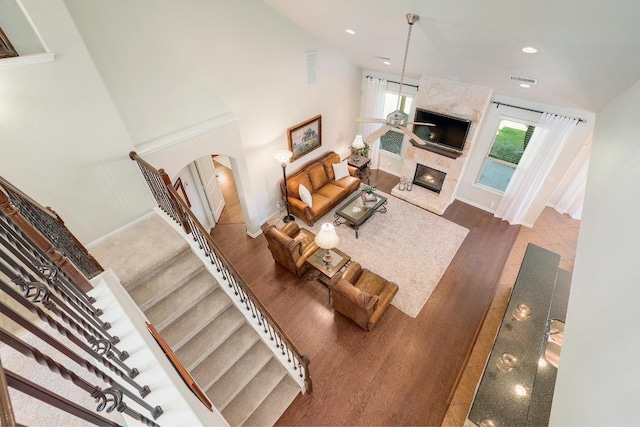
[333,190,387,238]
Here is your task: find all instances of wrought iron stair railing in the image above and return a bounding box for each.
[130,151,313,393]
[0,175,103,286]
[0,182,162,426]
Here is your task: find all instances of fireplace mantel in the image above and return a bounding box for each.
[392,76,492,214]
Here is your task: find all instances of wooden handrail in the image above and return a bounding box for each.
[0,175,103,279]
[130,151,312,393]
[0,187,93,293]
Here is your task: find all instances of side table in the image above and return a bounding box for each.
[306,247,350,303]
[347,155,371,184]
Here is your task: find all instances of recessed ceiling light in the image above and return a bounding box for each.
[520,83,531,88]
[522,46,538,54]
[345,29,355,35]
[383,61,391,65]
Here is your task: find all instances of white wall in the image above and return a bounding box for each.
[550,78,640,425]
[0,0,153,244]
[456,94,595,225]
[64,0,362,232]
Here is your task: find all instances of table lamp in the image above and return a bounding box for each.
[351,135,366,160]
[314,223,340,268]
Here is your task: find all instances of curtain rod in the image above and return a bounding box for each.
[365,75,419,89]
[492,101,586,123]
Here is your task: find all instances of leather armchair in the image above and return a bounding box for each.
[261,222,318,277]
[330,262,399,331]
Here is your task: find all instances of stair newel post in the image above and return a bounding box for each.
[301,355,312,393]
[0,188,93,293]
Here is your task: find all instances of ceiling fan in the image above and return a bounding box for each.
[357,13,434,146]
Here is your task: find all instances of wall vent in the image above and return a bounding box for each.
[510,75,537,85]
[305,51,318,85]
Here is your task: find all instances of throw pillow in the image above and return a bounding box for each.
[332,160,349,180]
[298,184,313,207]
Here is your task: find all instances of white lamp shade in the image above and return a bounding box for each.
[314,223,340,249]
[351,135,366,150]
[274,149,293,163]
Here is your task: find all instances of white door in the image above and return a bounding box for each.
[194,155,225,225]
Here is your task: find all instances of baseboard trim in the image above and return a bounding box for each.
[454,196,495,214]
[375,166,401,177]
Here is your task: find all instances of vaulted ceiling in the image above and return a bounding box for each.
[263,0,640,113]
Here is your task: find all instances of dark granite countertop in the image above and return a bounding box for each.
[467,244,571,427]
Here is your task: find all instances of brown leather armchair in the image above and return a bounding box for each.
[261,222,318,277]
[330,262,399,330]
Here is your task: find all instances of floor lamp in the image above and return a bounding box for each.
[274,149,295,223]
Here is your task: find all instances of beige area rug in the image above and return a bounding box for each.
[295,191,469,318]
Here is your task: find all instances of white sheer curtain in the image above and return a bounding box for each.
[495,113,579,225]
[553,135,592,219]
[362,77,387,169]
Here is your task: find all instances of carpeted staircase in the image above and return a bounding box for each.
[90,213,300,426]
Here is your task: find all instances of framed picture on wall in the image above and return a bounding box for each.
[0,27,18,59]
[288,115,322,161]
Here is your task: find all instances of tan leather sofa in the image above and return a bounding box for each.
[281,151,361,226]
[261,221,318,278]
[330,262,399,330]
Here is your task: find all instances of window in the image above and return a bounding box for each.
[379,91,412,156]
[476,118,536,192]
[379,129,405,155]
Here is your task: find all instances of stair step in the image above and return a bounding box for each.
[130,251,204,311]
[146,270,217,330]
[162,288,232,350]
[176,307,247,371]
[90,212,298,426]
[190,323,259,388]
[90,214,189,289]
[243,375,300,427]
[221,358,288,427]
[208,341,274,410]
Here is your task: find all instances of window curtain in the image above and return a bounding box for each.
[494,113,579,225]
[362,77,387,169]
[553,135,592,219]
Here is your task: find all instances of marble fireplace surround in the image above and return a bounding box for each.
[392,76,493,214]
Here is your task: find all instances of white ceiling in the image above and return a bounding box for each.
[262,0,640,113]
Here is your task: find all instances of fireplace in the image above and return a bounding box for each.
[413,164,446,193]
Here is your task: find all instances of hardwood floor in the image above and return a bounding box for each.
[209,167,520,426]
[213,157,245,225]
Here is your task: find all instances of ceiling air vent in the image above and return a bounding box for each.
[510,75,538,85]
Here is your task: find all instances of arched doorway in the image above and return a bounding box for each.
[211,155,244,225]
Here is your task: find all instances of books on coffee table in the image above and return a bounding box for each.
[361,192,376,203]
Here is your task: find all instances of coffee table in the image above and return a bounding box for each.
[333,190,387,238]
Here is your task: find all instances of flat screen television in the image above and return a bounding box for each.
[412,109,471,154]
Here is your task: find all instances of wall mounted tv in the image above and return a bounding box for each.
[412,109,471,157]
